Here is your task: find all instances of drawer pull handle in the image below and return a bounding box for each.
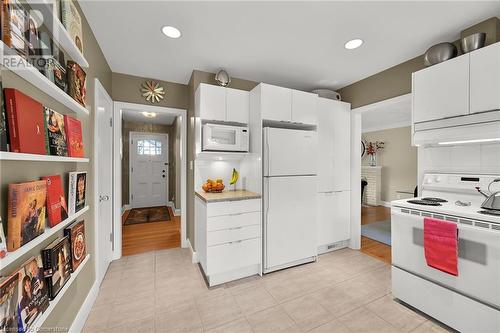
[229,226,243,230]
[229,240,243,244]
[229,212,244,216]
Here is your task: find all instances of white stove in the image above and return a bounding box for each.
[391,173,500,333]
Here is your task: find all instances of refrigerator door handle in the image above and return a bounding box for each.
[265,129,271,176]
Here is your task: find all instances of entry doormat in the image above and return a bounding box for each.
[361,219,391,246]
[124,206,171,225]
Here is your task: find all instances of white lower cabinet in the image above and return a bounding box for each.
[195,197,261,286]
[317,191,351,254]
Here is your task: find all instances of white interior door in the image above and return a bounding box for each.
[129,132,169,208]
[95,79,114,284]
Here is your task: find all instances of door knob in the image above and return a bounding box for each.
[99,195,110,202]
[162,175,166,178]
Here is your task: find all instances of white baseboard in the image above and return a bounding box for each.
[380,201,392,208]
[173,208,181,216]
[187,238,198,263]
[69,281,99,333]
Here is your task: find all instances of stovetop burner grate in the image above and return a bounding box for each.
[407,199,442,206]
[421,197,448,203]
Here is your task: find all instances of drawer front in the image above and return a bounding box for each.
[207,211,260,231]
[207,224,261,246]
[207,199,260,217]
[207,238,260,275]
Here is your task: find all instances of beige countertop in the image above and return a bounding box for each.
[195,190,261,203]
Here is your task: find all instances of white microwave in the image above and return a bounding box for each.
[202,123,249,152]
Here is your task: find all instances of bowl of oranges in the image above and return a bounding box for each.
[202,178,225,193]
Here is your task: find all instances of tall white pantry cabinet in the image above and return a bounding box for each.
[316,98,352,254]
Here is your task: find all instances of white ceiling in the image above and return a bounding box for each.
[80,1,500,91]
[122,108,177,125]
[355,94,411,133]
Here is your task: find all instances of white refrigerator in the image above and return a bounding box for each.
[263,127,318,273]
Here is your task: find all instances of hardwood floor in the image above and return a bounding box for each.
[122,206,180,256]
[360,205,392,264]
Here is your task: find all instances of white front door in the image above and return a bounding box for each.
[129,132,169,208]
[94,79,114,284]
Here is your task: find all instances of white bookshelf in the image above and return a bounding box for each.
[0,42,89,116]
[31,255,90,330]
[0,206,90,269]
[0,152,89,163]
[26,0,89,68]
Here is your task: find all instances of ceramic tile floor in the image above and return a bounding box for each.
[83,248,454,333]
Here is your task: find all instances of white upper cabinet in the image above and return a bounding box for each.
[226,87,250,123]
[292,90,318,125]
[260,83,292,122]
[470,42,500,114]
[198,83,226,121]
[317,98,351,192]
[412,55,470,123]
[197,83,249,124]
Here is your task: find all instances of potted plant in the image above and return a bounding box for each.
[366,141,384,166]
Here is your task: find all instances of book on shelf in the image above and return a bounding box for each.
[0,82,9,152]
[44,107,68,156]
[52,44,68,93]
[16,255,50,331]
[0,272,21,333]
[63,115,84,157]
[37,28,54,80]
[4,88,47,155]
[66,60,86,107]
[61,0,83,53]
[7,180,47,252]
[41,236,72,300]
[41,175,68,227]
[0,217,7,258]
[25,5,42,56]
[64,220,85,272]
[1,0,29,58]
[68,171,86,215]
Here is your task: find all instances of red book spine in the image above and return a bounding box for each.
[64,115,84,157]
[4,89,20,152]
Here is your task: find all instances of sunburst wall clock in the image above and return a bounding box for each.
[141,80,165,103]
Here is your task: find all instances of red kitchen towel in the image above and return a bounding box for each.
[423,217,459,276]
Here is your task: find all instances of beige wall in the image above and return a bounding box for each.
[0,2,112,330]
[362,127,417,202]
[186,70,258,250]
[111,72,188,109]
[121,120,178,207]
[339,17,500,108]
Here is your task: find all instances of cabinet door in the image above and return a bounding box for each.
[317,191,351,248]
[260,84,292,122]
[317,98,335,192]
[412,55,469,123]
[470,42,500,114]
[292,90,318,125]
[199,83,226,121]
[331,102,351,191]
[226,87,249,123]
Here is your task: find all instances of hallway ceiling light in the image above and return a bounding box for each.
[344,38,363,50]
[161,25,182,39]
[142,112,157,118]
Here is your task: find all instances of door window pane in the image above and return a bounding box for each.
[137,139,162,155]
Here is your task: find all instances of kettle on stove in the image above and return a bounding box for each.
[476,178,500,211]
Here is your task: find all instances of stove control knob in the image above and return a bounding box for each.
[425,177,433,184]
[435,176,442,183]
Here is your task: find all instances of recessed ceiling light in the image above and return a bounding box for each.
[142,112,157,118]
[344,38,363,50]
[161,26,181,39]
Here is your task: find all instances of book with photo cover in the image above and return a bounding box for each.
[1,0,28,58]
[41,236,72,299]
[41,175,68,227]
[25,6,42,56]
[60,0,83,53]
[7,180,47,251]
[66,60,86,107]
[0,81,9,152]
[68,171,86,215]
[0,272,21,333]
[16,255,49,331]
[44,107,68,156]
[52,44,68,93]
[63,115,84,157]
[4,88,47,155]
[64,220,85,271]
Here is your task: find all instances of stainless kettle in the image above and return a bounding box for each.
[476,178,500,211]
